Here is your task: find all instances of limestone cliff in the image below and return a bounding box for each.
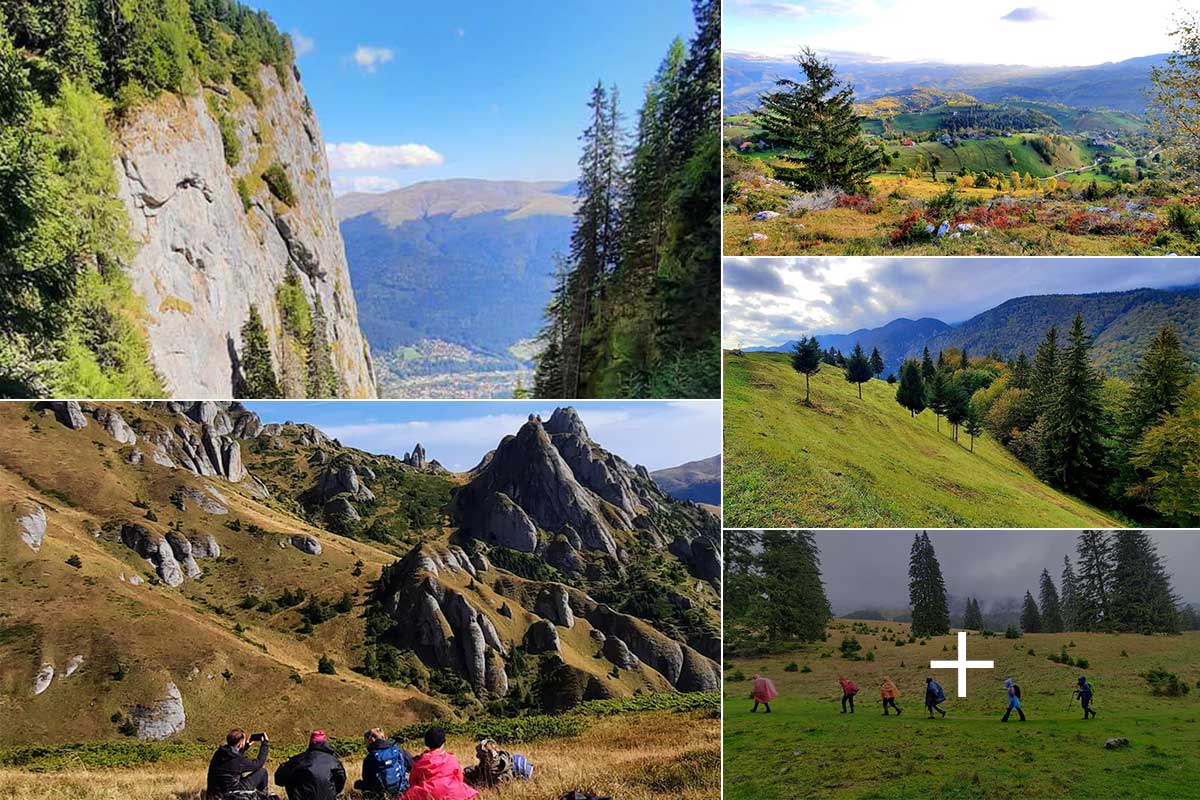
[112,67,375,398]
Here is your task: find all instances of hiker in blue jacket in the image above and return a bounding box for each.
[1001,677,1026,722]
[354,728,413,799]
[1074,676,1097,719]
[925,676,947,718]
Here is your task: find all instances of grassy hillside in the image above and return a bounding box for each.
[723,351,1124,528]
[888,135,1103,178]
[725,620,1200,799]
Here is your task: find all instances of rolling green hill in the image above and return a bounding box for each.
[722,351,1124,528]
[889,134,1104,178]
[725,621,1200,800]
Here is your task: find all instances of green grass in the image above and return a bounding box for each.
[723,352,1124,527]
[888,135,1094,178]
[724,623,1200,799]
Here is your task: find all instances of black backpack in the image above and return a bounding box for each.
[1013,684,1022,699]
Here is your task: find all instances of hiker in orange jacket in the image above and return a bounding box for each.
[880,676,902,716]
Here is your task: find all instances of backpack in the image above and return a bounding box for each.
[366,744,408,793]
[1012,684,1022,699]
[511,753,533,780]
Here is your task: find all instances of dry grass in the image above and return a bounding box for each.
[0,712,719,800]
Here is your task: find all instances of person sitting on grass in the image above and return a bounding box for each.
[464,738,534,788]
[1001,678,1026,722]
[751,673,778,713]
[1075,676,1097,720]
[274,730,346,800]
[838,675,859,714]
[354,728,414,798]
[925,676,947,718]
[402,727,480,800]
[206,728,273,799]
[880,676,902,716]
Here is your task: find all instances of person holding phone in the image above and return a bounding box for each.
[207,727,272,798]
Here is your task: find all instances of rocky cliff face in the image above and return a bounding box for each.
[112,67,375,397]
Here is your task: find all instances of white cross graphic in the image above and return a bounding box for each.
[929,631,994,697]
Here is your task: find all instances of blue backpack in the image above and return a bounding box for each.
[366,743,408,793]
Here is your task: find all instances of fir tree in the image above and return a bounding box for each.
[1011,351,1031,390]
[1042,314,1106,495]
[1123,326,1193,442]
[1075,530,1113,631]
[304,295,338,398]
[1039,569,1063,633]
[791,335,822,404]
[943,381,969,442]
[760,530,832,641]
[1030,325,1060,416]
[963,597,984,630]
[963,401,984,452]
[960,347,969,370]
[895,359,926,417]
[1060,554,1080,632]
[1109,530,1180,634]
[921,347,935,381]
[869,346,885,377]
[239,305,280,398]
[844,342,873,399]
[908,531,950,637]
[926,371,948,431]
[757,48,880,192]
[1020,591,1042,633]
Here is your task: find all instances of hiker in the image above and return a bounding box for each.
[207,728,272,799]
[838,676,859,713]
[751,673,778,713]
[354,728,414,798]
[880,676,902,716]
[403,727,480,800]
[1001,678,1026,722]
[1075,676,1097,719]
[274,730,346,800]
[925,677,947,718]
[464,738,534,788]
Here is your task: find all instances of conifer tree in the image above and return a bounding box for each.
[1039,569,1063,632]
[1109,530,1180,634]
[844,342,873,399]
[1020,591,1042,633]
[1011,351,1031,390]
[1060,554,1080,632]
[960,347,969,370]
[921,347,935,381]
[964,401,984,452]
[1075,530,1113,631]
[1030,325,1060,416]
[963,597,984,630]
[1042,314,1105,495]
[895,359,926,417]
[239,305,280,398]
[305,295,338,398]
[926,371,948,431]
[791,335,822,404]
[908,531,950,637]
[1123,326,1193,442]
[760,530,832,641]
[869,346,885,377]
[757,48,880,192]
[944,381,969,442]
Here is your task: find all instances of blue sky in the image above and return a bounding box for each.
[248,1,697,194]
[244,400,721,473]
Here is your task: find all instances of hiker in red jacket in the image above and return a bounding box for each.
[838,676,859,714]
[751,673,778,713]
[403,728,479,800]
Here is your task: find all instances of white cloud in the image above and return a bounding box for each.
[331,174,402,196]
[352,45,394,73]
[325,142,444,170]
[291,30,314,57]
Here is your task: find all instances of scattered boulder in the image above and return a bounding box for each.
[63,655,84,678]
[127,449,144,465]
[128,682,186,740]
[94,407,137,445]
[290,535,322,555]
[1105,738,1130,750]
[751,210,780,220]
[536,585,575,628]
[523,620,560,654]
[38,401,88,430]
[745,232,768,242]
[936,220,950,238]
[120,523,185,587]
[312,460,374,503]
[498,602,513,618]
[165,531,203,579]
[128,574,144,586]
[602,636,639,670]
[16,501,47,552]
[544,538,584,575]
[323,496,361,524]
[33,664,54,695]
[188,533,221,559]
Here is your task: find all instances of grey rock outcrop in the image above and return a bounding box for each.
[543,538,584,575]
[188,533,221,559]
[602,636,639,669]
[402,444,427,469]
[39,401,88,430]
[33,664,54,695]
[120,523,185,587]
[536,585,575,628]
[669,535,722,581]
[129,682,186,740]
[182,485,229,515]
[323,496,361,524]
[585,604,719,691]
[63,655,84,678]
[165,531,203,579]
[310,460,375,504]
[475,492,538,552]
[16,501,47,552]
[523,620,560,654]
[111,65,374,397]
[290,535,322,556]
[94,407,137,445]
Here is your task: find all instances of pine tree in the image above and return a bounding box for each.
[760,530,832,641]
[869,346,885,377]
[305,295,338,398]
[1109,530,1180,634]
[1123,326,1193,442]
[1042,314,1106,495]
[238,305,280,398]
[921,347,935,381]
[926,371,948,431]
[1020,591,1042,633]
[757,48,880,192]
[1039,569,1063,633]
[1011,351,1031,390]
[844,342,873,399]
[908,531,950,637]
[944,381,969,442]
[895,359,926,417]
[963,597,984,630]
[1060,554,1080,632]
[963,401,984,452]
[791,335,822,404]
[1075,530,1113,631]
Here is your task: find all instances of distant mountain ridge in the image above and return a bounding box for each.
[651,455,721,506]
[724,51,1169,114]
[747,287,1200,378]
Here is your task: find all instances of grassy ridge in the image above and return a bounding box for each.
[724,623,1200,799]
[723,351,1124,527]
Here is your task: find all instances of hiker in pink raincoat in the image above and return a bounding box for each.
[751,673,778,713]
[403,728,479,800]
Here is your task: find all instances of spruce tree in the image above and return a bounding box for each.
[1042,314,1105,495]
[305,295,338,398]
[960,347,970,370]
[921,347,935,381]
[1030,325,1060,416]
[239,305,280,398]
[926,371,948,431]
[1020,591,1042,633]
[1109,530,1180,634]
[895,359,926,417]
[1038,569,1063,633]
[844,342,873,399]
[1060,554,1080,632]
[1075,530,1113,631]
[760,530,832,641]
[869,346,885,377]
[1011,351,1031,390]
[963,597,984,630]
[964,401,984,452]
[791,335,822,404]
[1123,326,1193,442]
[757,48,880,192]
[944,381,969,442]
[908,531,951,637]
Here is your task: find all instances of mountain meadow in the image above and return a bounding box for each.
[723,26,1200,256]
[0,401,719,796]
